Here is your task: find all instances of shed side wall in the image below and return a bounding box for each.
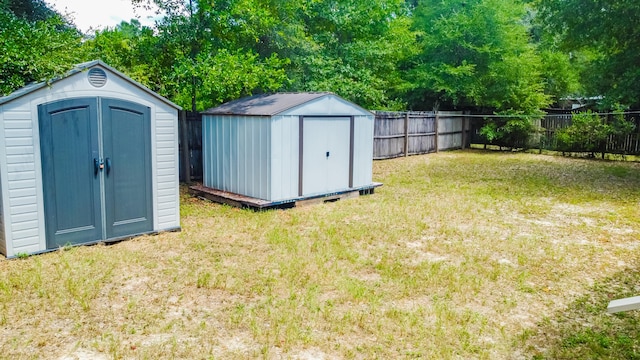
[154,108,180,230]
[352,115,375,187]
[203,115,271,200]
[270,116,299,201]
[1,105,40,256]
[0,168,4,257]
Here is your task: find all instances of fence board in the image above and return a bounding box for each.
[178,111,202,182]
[469,111,640,155]
[373,111,466,159]
[182,110,472,181]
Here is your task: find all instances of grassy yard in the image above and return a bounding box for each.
[1,150,640,359]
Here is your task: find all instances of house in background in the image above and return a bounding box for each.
[0,60,181,258]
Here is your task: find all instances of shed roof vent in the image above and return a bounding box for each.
[87,68,107,87]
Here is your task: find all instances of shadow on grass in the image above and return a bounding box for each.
[408,149,640,205]
[524,262,640,359]
[469,144,640,163]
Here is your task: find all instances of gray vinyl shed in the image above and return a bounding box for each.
[201,92,377,204]
[0,60,181,258]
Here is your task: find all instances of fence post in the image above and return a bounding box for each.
[461,113,467,150]
[179,110,191,184]
[404,112,409,157]
[435,112,440,153]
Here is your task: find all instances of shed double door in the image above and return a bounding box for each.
[38,98,152,249]
[302,117,351,196]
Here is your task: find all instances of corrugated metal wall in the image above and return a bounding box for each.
[203,115,272,200]
[202,95,376,203]
[203,113,375,202]
[352,115,374,187]
[270,116,299,201]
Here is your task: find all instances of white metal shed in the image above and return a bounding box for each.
[199,92,379,207]
[0,60,181,258]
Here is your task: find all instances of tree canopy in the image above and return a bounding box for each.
[538,0,640,108]
[2,0,638,113]
[0,2,84,95]
[404,0,549,113]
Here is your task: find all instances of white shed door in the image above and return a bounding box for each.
[302,117,351,196]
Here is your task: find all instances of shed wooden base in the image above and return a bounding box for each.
[189,183,382,210]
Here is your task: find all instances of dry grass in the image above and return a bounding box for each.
[1,150,640,359]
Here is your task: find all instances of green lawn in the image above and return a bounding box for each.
[1,150,639,359]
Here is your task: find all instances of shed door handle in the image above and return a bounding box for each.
[326,151,330,158]
[105,157,111,175]
[94,158,103,175]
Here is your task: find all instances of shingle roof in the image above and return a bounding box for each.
[201,92,333,116]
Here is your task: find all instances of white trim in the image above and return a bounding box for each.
[151,105,159,231]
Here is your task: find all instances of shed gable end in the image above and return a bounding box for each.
[279,95,372,117]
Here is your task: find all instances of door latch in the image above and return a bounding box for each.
[94,158,104,175]
[326,151,330,158]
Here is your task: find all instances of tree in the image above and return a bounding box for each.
[405,0,549,113]
[1,0,56,21]
[129,0,414,110]
[83,19,171,95]
[117,0,292,110]
[281,0,416,109]
[0,4,84,96]
[538,0,640,108]
[537,49,582,105]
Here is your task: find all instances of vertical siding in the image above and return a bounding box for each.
[203,115,271,200]
[438,114,463,150]
[270,116,299,201]
[155,110,180,230]
[352,115,375,187]
[0,172,5,256]
[2,109,40,256]
[0,109,5,256]
[203,113,374,202]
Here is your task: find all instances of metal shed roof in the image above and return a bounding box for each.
[0,60,182,110]
[202,92,360,116]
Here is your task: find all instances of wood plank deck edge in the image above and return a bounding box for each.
[190,183,382,210]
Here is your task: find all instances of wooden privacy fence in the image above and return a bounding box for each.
[179,109,639,182]
[178,111,202,183]
[180,110,472,182]
[373,111,471,159]
[540,111,640,154]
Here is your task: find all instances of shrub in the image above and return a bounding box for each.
[555,110,635,157]
[479,114,539,149]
